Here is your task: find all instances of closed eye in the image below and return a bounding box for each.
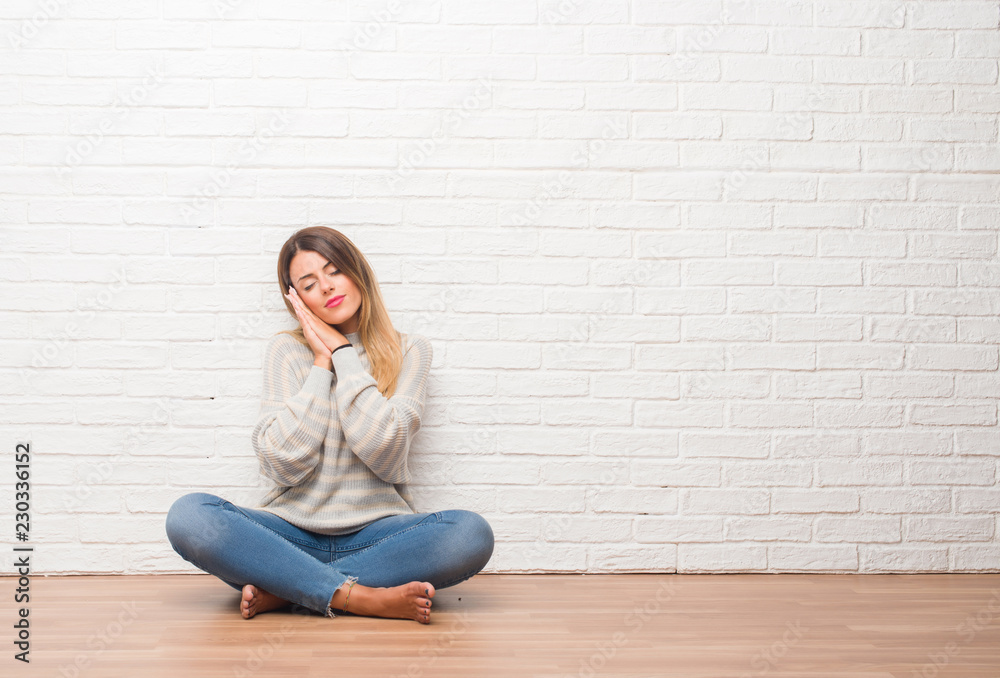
[304,268,340,291]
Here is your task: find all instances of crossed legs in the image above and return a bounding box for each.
[165,492,494,623]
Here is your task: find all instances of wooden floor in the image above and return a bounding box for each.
[5,573,1000,677]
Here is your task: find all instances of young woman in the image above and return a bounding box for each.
[165,226,494,623]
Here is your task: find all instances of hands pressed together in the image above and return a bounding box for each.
[285,286,349,368]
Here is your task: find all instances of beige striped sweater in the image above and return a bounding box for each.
[250,328,432,535]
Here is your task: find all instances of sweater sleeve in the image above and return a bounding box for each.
[250,334,333,487]
[330,333,432,485]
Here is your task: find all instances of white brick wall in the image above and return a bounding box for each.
[1,0,998,576]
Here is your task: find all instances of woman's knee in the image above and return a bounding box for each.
[449,509,494,565]
[165,492,225,552]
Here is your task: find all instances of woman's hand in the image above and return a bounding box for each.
[285,286,348,360]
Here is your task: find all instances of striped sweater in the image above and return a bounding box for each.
[249,328,432,535]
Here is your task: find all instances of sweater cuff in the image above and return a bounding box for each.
[330,343,367,379]
[301,364,334,395]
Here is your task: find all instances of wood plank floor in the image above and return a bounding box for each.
[4,573,1000,677]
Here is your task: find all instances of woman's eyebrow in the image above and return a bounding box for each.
[295,261,334,284]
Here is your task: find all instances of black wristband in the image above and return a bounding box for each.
[331,342,352,355]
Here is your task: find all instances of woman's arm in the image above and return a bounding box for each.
[331,334,432,485]
[251,334,333,486]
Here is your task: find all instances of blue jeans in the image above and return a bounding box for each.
[165,492,495,618]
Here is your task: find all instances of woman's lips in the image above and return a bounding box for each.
[326,295,345,308]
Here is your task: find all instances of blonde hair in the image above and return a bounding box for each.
[275,227,404,398]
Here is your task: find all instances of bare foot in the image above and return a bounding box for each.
[241,584,291,619]
[330,580,436,624]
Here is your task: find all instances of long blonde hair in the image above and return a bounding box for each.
[275,227,404,398]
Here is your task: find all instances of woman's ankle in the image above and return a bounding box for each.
[328,577,364,613]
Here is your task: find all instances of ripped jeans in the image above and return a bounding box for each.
[165,492,495,618]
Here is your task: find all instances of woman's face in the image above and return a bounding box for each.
[288,249,362,335]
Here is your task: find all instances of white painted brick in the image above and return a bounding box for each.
[722,460,811,486]
[592,429,678,458]
[869,204,958,229]
[678,544,767,571]
[911,119,997,143]
[726,173,817,202]
[681,141,769,169]
[909,458,996,486]
[863,143,955,172]
[816,2,905,29]
[768,544,858,571]
[722,56,810,84]
[905,516,995,542]
[727,343,815,370]
[863,30,953,58]
[912,232,997,259]
[908,345,998,371]
[725,516,812,542]
[490,542,587,572]
[820,174,909,201]
[866,87,952,113]
[955,373,1000,398]
[683,83,772,110]
[913,175,1000,202]
[815,516,901,542]
[776,372,862,399]
[914,289,1000,316]
[117,21,210,50]
[723,113,812,141]
[543,459,628,485]
[498,426,587,455]
[815,57,905,84]
[546,398,632,426]
[163,52,254,78]
[956,430,1000,459]
[445,55,536,81]
[594,371,680,400]
[635,516,723,542]
[859,546,949,572]
[774,434,859,459]
[818,344,905,369]
[909,2,1000,30]
[5,1,1000,577]
[588,486,677,513]
[956,90,1000,113]
[631,459,720,486]
[817,403,905,430]
[914,59,998,85]
[774,86,860,115]
[635,401,723,428]
[730,402,814,429]
[956,488,1000,513]
[585,25,673,54]
[955,30,1000,58]
[955,145,1000,172]
[633,0,723,25]
[775,316,862,342]
[632,172,724,200]
[729,287,815,313]
[682,314,770,339]
[772,27,860,55]
[910,404,997,427]
[687,203,771,230]
[635,113,721,140]
[773,489,859,513]
[682,372,770,400]
[865,374,955,400]
[959,318,1000,343]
